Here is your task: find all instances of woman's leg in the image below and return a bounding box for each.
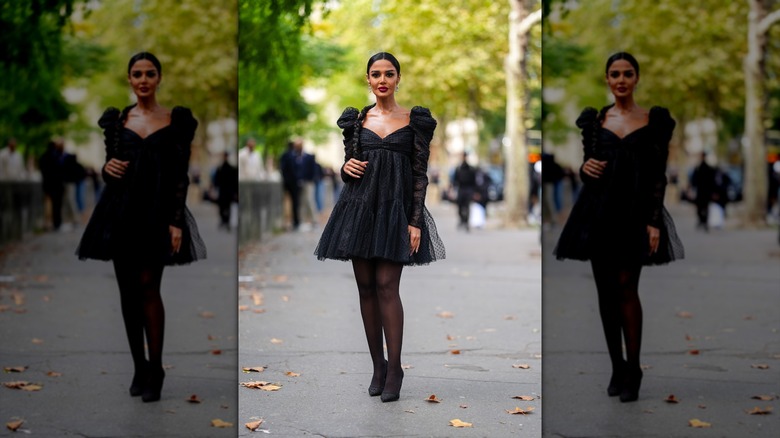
[352,258,386,391]
[616,264,643,370]
[590,259,625,371]
[138,263,166,370]
[375,260,404,399]
[112,259,148,384]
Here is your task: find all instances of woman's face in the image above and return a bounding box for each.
[128,59,161,98]
[366,59,400,97]
[606,59,638,99]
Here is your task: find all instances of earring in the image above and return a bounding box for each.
[396,84,400,91]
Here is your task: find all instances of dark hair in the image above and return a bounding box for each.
[366,52,401,75]
[128,52,162,75]
[605,52,639,76]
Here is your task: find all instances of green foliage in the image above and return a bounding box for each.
[0,0,78,155]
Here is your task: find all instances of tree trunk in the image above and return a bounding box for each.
[504,1,540,227]
[743,0,780,225]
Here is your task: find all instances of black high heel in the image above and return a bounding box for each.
[141,367,165,403]
[607,360,627,397]
[380,369,404,403]
[619,366,643,403]
[129,361,149,397]
[368,360,387,397]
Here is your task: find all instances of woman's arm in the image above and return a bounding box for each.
[648,107,675,228]
[171,107,198,229]
[409,107,436,228]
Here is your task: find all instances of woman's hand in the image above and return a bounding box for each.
[582,158,607,179]
[408,225,421,256]
[104,158,129,178]
[169,225,182,254]
[647,225,660,255]
[343,158,368,178]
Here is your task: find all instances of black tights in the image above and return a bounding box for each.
[590,258,643,370]
[113,259,166,373]
[352,258,404,393]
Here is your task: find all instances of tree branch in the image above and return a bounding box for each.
[757,8,780,35]
[518,8,543,35]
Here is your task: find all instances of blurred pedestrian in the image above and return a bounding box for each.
[553,52,684,403]
[76,52,206,403]
[39,139,66,230]
[689,152,716,231]
[0,138,26,180]
[453,152,477,231]
[280,140,301,229]
[238,137,265,180]
[212,151,238,230]
[280,138,318,230]
[315,52,445,403]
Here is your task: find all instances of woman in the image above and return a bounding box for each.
[315,52,445,402]
[554,52,684,402]
[76,52,206,402]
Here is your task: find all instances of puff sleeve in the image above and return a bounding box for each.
[337,107,359,183]
[170,106,198,228]
[408,106,437,228]
[647,106,675,228]
[98,107,121,184]
[575,107,599,184]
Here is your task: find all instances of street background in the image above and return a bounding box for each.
[0,202,238,437]
[542,203,780,438]
[237,202,542,437]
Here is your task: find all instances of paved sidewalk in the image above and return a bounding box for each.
[542,203,780,438]
[238,202,542,437]
[0,202,238,437]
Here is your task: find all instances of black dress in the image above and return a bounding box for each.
[76,105,207,265]
[314,105,446,265]
[553,105,684,266]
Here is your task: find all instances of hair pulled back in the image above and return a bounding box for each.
[605,52,639,76]
[128,52,162,75]
[366,52,401,75]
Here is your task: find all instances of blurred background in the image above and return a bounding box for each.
[237,0,543,242]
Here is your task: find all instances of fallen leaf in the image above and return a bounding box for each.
[13,309,27,314]
[513,395,535,401]
[188,394,202,403]
[685,334,692,341]
[46,371,62,377]
[211,349,222,355]
[12,292,24,306]
[450,349,461,355]
[746,406,773,415]
[251,292,264,306]
[3,381,33,390]
[446,334,456,341]
[163,364,175,370]
[677,311,693,318]
[6,420,23,431]
[42,296,51,302]
[3,366,27,373]
[281,295,289,302]
[21,384,42,391]
[743,315,754,320]
[449,419,473,428]
[466,336,477,341]
[242,366,266,373]
[35,275,48,282]
[437,311,454,319]
[211,419,233,428]
[246,419,264,431]
[401,364,413,370]
[404,410,415,414]
[200,311,215,318]
[698,404,707,409]
[273,275,288,283]
[513,364,531,369]
[207,335,217,340]
[643,409,655,414]
[665,394,680,403]
[459,404,468,408]
[241,381,282,391]
[506,406,535,415]
[751,395,775,401]
[270,338,283,345]
[31,338,43,345]
[688,419,711,428]
[238,305,249,311]
[751,364,769,370]
[640,364,652,370]
[425,394,442,403]
[503,315,516,320]
[285,371,300,377]
[252,309,266,314]
[0,305,10,312]
[688,349,700,355]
